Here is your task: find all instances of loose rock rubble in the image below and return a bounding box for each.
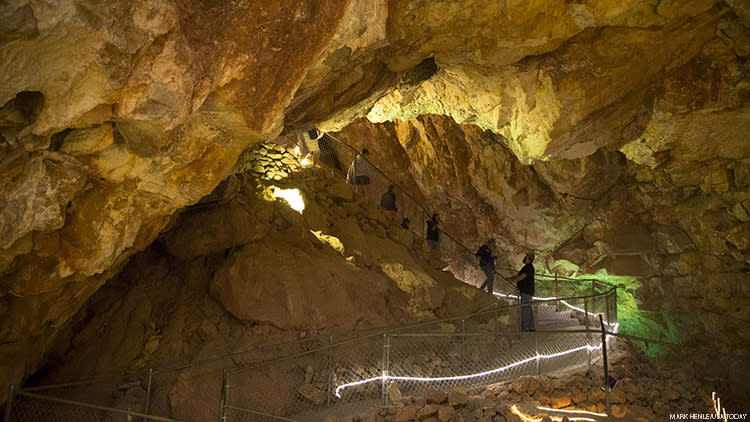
[235,142,302,180]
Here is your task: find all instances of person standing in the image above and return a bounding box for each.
[346,148,372,199]
[475,240,496,294]
[509,253,536,331]
[425,213,440,250]
[380,184,397,219]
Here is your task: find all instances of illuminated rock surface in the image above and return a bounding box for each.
[31,145,494,421]
[0,0,748,410]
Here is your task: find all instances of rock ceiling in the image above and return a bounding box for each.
[0,0,748,399]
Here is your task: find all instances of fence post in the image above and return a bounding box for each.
[143,368,153,417]
[327,336,333,408]
[218,370,228,422]
[534,330,540,375]
[554,273,560,312]
[382,334,389,407]
[461,320,466,372]
[4,384,14,422]
[599,315,612,417]
[585,298,591,369]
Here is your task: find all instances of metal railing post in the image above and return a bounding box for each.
[327,336,333,408]
[554,273,560,311]
[4,384,14,422]
[461,320,466,372]
[218,370,228,422]
[382,334,389,407]
[599,315,612,417]
[143,368,153,417]
[534,330,540,375]
[585,298,591,369]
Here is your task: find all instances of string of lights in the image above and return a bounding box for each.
[334,342,604,398]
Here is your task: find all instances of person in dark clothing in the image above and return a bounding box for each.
[509,252,536,331]
[475,240,496,294]
[401,218,410,229]
[425,213,440,250]
[380,184,397,219]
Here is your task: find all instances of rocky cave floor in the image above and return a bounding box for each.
[319,341,725,422]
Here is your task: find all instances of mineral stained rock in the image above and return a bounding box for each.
[1,0,749,407]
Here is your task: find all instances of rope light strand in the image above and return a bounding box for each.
[334,342,603,397]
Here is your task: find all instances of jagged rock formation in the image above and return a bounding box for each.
[0,0,748,406]
[31,145,492,420]
[335,113,749,399]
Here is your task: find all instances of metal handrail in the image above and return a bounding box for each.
[306,134,517,280]
[229,285,616,376]
[7,138,626,421]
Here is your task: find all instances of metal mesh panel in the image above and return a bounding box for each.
[11,393,108,422]
[11,391,177,422]
[16,373,150,412]
[536,331,594,376]
[330,335,384,405]
[385,331,591,400]
[226,340,331,421]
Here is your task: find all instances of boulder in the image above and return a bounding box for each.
[448,387,468,407]
[298,384,326,405]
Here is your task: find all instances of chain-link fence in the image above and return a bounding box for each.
[221,287,618,422]
[8,389,178,422]
[4,286,618,422]
[5,133,624,421]
[3,336,338,422]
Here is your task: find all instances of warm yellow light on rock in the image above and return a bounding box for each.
[511,405,599,422]
[310,230,344,254]
[272,187,305,213]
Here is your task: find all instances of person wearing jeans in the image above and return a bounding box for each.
[475,240,496,294]
[509,253,536,331]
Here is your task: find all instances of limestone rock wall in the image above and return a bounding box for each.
[335,110,748,389]
[1,0,749,406]
[0,0,353,397]
[32,146,494,420]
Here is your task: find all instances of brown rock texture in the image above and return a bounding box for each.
[1,0,749,409]
[28,147,494,420]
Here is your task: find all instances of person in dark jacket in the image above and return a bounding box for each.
[380,184,397,219]
[425,213,440,250]
[401,218,410,230]
[475,240,496,294]
[509,252,536,331]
